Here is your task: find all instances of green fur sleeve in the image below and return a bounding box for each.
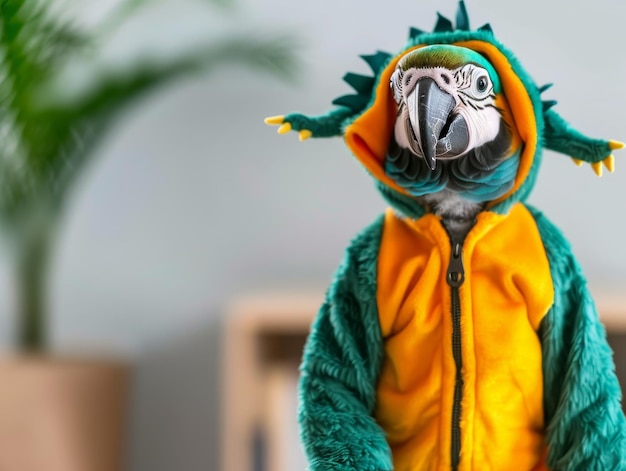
[528,206,626,470]
[298,215,393,471]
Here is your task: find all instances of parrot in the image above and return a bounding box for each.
[265,2,626,470]
[386,44,522,240]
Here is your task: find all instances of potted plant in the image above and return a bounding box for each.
[0,0,295,469]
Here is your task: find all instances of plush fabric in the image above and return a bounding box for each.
[298,215,393,471]
[529,206,626,470]
[543,108,617,163]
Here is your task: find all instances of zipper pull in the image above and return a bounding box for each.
[447,241,465,288]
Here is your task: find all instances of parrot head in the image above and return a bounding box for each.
[386,45,521,207]
[265,1,621,223]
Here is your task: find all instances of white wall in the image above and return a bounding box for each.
[0,0,625,469]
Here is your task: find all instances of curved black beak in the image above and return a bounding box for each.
[406,77,469,170]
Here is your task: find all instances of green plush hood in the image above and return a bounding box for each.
[266,1,620,219]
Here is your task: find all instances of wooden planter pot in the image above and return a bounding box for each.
[0,356,129,471]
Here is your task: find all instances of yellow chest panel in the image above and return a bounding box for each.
[375,203,554,471]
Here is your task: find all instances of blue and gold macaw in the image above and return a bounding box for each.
[266,2,626,470]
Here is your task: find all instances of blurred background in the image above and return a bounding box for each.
[0,0,625,470]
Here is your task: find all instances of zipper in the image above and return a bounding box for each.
[447,237,465,471]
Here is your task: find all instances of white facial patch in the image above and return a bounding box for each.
[456,104,501,152]
[390,62,502,159]
[452,64,500,151]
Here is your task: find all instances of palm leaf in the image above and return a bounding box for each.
[0,0,299,350]
[42,34,296,120]
[5,34,297,219]
[0,0,86,209]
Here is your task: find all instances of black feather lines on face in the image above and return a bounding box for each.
[385,119,514,198]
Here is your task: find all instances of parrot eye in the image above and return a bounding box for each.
[466,66,493,100]
[476,76,488,92]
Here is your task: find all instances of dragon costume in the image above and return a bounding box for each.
[265,2,626,470]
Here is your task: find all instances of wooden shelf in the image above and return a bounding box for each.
[220,291,322,471]
[591,289,626,331]
[220,289,626,471]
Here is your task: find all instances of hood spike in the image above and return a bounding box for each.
[456,1,470,30]
[434,13,453,32]
[343,72,375,95]
[542,100,558,111]
[360,51,392,73]
[409,26,425,40]
[332,94,370,112]
[539,83,554,93]
[478,23,493,34]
